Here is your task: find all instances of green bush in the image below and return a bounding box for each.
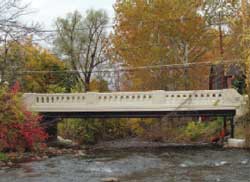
[184,121,207,141]
[57,117,224,144]
[183,118,223,141]
[58,118,130,144]
[0,152,8,161]
[237,112,250,147]
[141,117,223,143]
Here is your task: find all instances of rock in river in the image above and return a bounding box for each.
[101,177,119,182]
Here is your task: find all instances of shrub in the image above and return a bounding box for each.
[237,112,250,147]
[184,121,207,141]
[0,82,47,152]
[0,152,8,161]
[58,118,130,144]
[58,116,225,144]
[183,119,223,142]
[244,125,250,147]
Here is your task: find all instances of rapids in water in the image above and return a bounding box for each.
[0,148,250,182]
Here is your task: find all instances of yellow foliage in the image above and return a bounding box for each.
[247,60,250,90]
[7,40,67,93]
[89,79,109,92]
[112,0,217,91]
[126,118,156,136]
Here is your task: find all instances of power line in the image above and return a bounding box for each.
[15,59,244,74]
[28,31,249,52]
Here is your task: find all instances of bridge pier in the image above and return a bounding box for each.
[45,122,58,142]
[230,117,235,138]
[223,116,235,138]
[223,116,227,132]
[41,117,59,142]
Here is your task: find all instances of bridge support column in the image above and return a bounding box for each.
[41,117,59,142]
[223,116,227,131]
[230,117,235,138]
[45,123,58,142]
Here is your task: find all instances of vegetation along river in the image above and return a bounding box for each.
[0,148,250,182]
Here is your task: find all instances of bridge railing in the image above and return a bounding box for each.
[23,89,246,115]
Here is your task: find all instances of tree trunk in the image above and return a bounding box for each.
[84,75,91,92]
[218,12,224,58]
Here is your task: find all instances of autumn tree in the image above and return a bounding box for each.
[0,0,40,85]
[206,1,248,93]
[54,9,109,92]
[0,82,47,152]
[112,0,218,91]
[0,40,71,93]
[241,0,250,88]
[202,0,239,57]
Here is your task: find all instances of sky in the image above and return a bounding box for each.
[22,0,116,30]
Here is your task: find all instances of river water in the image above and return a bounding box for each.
[0,148,250,182]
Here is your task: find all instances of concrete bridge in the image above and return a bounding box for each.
[23,89,247,138]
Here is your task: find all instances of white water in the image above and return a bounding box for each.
[0,148,250,182]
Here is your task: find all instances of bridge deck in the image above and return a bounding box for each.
[23,89,246,118]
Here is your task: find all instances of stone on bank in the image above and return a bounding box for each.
[224,138,246,148]
[101,177,119,182]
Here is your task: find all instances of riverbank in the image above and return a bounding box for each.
[0,146,86,170]
[89,137,217,152]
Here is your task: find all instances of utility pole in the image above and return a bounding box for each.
[241,0,247,56]
[184,43,189,90]
[218,11,224,57]
[115,62,122,91]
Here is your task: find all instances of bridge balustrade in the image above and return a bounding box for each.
[23,89,246,116]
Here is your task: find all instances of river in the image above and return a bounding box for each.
[0,148,250,182]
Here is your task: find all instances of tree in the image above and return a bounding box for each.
[0,0,40,85]
[0,40,71,93]
[202,0,239,57]
[0,82,47,152]
[54,9,109,92]
[112,0,217,91]
[90,79,109,92]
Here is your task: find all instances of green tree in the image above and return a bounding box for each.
[54,9,109,92]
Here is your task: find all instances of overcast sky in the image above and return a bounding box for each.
[23,0,116,30]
